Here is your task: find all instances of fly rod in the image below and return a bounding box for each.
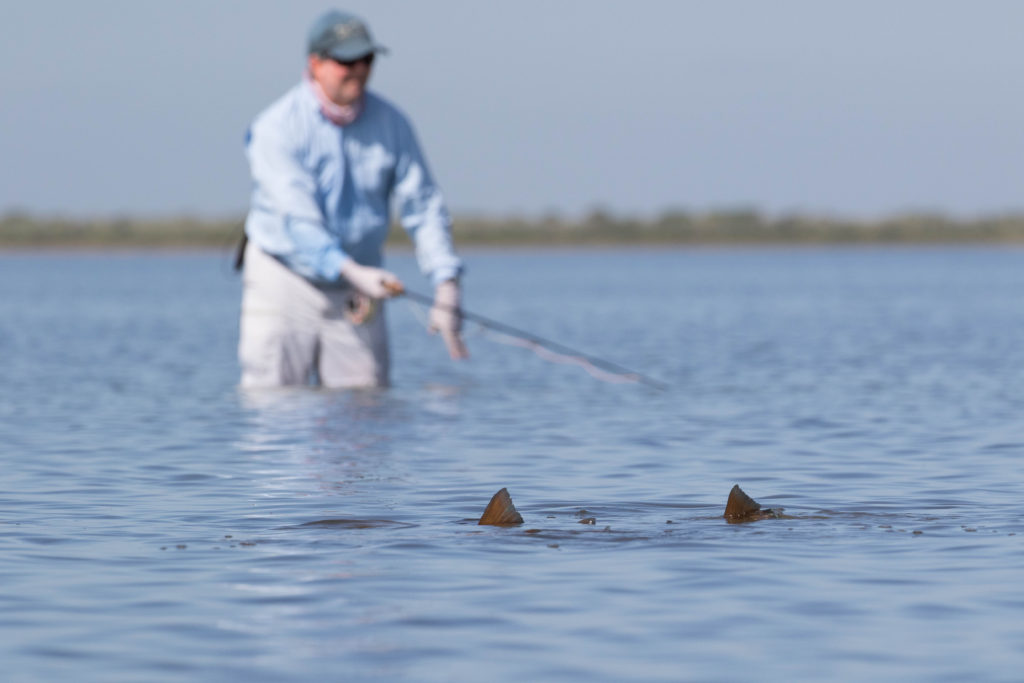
[398,287,668,391]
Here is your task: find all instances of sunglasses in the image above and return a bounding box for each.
[327,53,375,68]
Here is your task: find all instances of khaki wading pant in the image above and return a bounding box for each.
[238,242,389,388]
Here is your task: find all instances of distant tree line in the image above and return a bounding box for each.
[4,209,1024,248]
[0,214,243,249]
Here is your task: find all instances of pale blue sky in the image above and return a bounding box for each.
[1,1,1021,219]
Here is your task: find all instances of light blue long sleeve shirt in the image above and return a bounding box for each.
[244,81,462,287]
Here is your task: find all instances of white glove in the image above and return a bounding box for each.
[339,260,404,299]
[429,279,469,359]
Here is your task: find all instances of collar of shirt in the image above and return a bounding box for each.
[303,71,365,127]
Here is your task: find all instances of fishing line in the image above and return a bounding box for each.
[399,288,668,390]
[416,304,658,385]
[400,297,628,381]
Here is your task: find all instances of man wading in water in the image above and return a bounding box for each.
[238,9,467,388]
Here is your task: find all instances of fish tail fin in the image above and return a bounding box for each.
[478,488,524,526]
[724,484,762,522]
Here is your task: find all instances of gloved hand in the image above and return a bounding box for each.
[339,259,404,299]
[429,279,469,359]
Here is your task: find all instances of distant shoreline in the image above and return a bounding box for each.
[4,211,1024,248]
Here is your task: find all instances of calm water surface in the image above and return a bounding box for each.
[2,247,1024,681]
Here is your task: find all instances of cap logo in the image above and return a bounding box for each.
[332,20,368,43]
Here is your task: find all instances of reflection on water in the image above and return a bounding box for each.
[1,248,1024,681]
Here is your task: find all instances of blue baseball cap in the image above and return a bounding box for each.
[307,10,388,60]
